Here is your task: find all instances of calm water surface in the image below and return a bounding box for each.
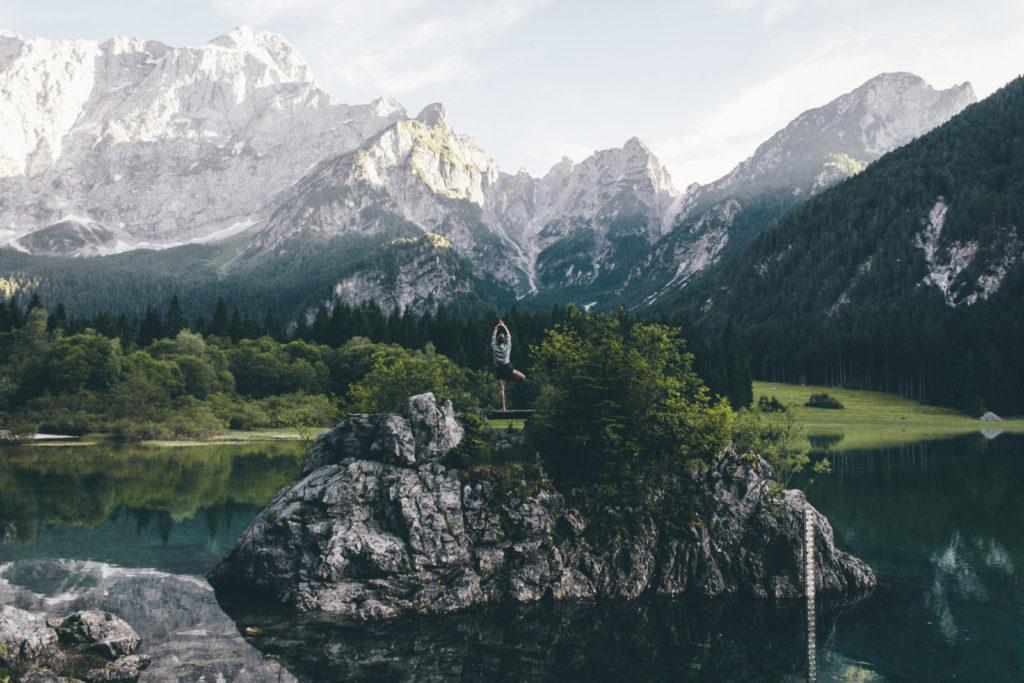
[0,434,1021,681]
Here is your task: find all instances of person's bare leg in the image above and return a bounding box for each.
[512,370,526,381]
[499,379,507,411]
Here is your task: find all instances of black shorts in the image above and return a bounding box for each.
[494,363,515,380]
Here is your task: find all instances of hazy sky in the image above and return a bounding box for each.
[4,0,1023,187]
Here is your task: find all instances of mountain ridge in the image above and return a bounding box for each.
[0,27,983,316]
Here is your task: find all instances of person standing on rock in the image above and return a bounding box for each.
[492,319,525,410]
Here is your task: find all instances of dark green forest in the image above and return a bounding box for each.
[682,75,1024,415]
[0,295,754,438]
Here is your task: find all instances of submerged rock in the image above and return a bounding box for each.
[53,610,141,661]
[0,605,147,682]
[209,393,875,620]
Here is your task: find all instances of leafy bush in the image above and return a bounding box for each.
[732,409,808,487]
[805,392,844,409]
[448,412,546,499]
[110,420,171,444]
[343,342,488,413]
[756,395,787,413]
[527,308,733,530]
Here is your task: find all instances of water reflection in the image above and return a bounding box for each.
[0,443,302,571]
[218,592,864,682]
[803,434,1024,681]
[0,558,296,682]
[2,436,1023,680]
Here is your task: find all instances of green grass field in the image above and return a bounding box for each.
[754,381,1024,450]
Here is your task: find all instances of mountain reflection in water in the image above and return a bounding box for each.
[218,592,862,682]
[1,436,1023,681]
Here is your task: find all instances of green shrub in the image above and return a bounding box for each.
[447,412,546,499]
[527,308,733,531]
[110,420,171,444]
[805,392,844,409]
[732,409,808,487]
[343,343,486,413]
[756,395,787,413]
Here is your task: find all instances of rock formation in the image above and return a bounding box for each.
[0,606,148,682]
[209,393,875,620]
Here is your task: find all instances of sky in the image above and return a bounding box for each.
[3,0,1023,187]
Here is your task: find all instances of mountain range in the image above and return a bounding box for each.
[0,27,978,317]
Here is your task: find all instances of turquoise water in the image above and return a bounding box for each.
[1,435,1021,680]
[803,434,1024,681]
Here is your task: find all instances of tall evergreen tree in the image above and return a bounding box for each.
[137,305,163,347]
[210,297,230,338]
[165,294,187,336]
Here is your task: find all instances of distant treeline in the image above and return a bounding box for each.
[0,295,753,411]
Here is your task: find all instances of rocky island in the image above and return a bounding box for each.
[208,393,874,620]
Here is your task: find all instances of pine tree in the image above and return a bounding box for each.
[165,294,187,336]
[210,298,230,338]
[137,305,163,347]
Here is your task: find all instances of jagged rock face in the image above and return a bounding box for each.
[0,604,64,673]
[0,605,148,681]
[628,72,976,307]
[247,103,531,297]
[0,559,298,682]
[53,611,141,661]
[682,73,975,210]
[0,27,405,250]
[208,394,875,621]
[525,139,678,294]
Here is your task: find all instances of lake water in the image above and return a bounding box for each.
[1,434,1021,681]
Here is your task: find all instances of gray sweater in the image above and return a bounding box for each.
[491,332,511,365]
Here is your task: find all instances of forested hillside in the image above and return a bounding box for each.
[684,75,1024,414]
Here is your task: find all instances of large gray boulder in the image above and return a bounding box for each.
[0,605,64,673]
[210,394,874,620]
[53,611,141,660]
[302,393,463,474]
[0,605,148,682]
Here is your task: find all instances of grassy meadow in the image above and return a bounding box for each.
[754,381,1024,450]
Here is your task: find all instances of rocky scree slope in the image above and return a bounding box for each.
[208,393,874,620]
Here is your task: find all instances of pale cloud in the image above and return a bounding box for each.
[656,36,882,185]
[211,0,549,93]
[656,13,1024,187]
[720,0,853,24]
[524,142,596,170]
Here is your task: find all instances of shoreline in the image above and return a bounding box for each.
[755,381,1024,451]
[0,428,311,449]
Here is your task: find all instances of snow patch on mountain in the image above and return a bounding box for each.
[0,27,406,247]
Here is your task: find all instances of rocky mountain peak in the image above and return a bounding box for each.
[681,72,976,211]
[0,28,409,245]
[415,102,449,129]
[206,26,313,83]
[369,94,407,118]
